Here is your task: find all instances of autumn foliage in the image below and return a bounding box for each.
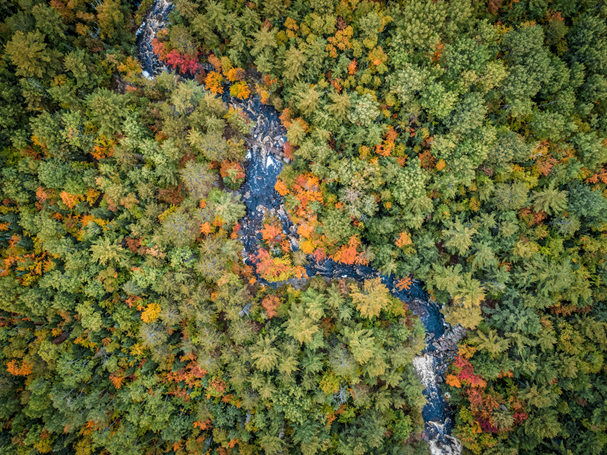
[7,360,32,376]
[151,39,201,75]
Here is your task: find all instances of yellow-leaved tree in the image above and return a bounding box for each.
[350,277,391,319]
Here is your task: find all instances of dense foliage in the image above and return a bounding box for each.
[1,0,607,454]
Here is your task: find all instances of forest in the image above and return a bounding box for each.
[1,0,607,454]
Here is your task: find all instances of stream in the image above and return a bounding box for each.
[136,3,463,453]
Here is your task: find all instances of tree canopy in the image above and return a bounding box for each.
[1,0,607,454]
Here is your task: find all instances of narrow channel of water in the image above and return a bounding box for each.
[136,4,463,452]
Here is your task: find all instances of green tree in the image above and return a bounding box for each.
[5,31,57,79]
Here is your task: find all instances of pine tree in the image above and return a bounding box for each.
[250,334,279,372]
[326,92,351,121]
[531,184,568,215]
[5,31,56,79]
[86,89,128,137]
[284,303,319,344]
[284,47,307,82]
[295,84,321,117]
[442,217,477,256]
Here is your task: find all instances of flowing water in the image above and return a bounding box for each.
[136,4,463,453]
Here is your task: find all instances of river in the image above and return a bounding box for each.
[136,3,463,453]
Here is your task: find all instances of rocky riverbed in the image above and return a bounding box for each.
[136,3,464,453]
